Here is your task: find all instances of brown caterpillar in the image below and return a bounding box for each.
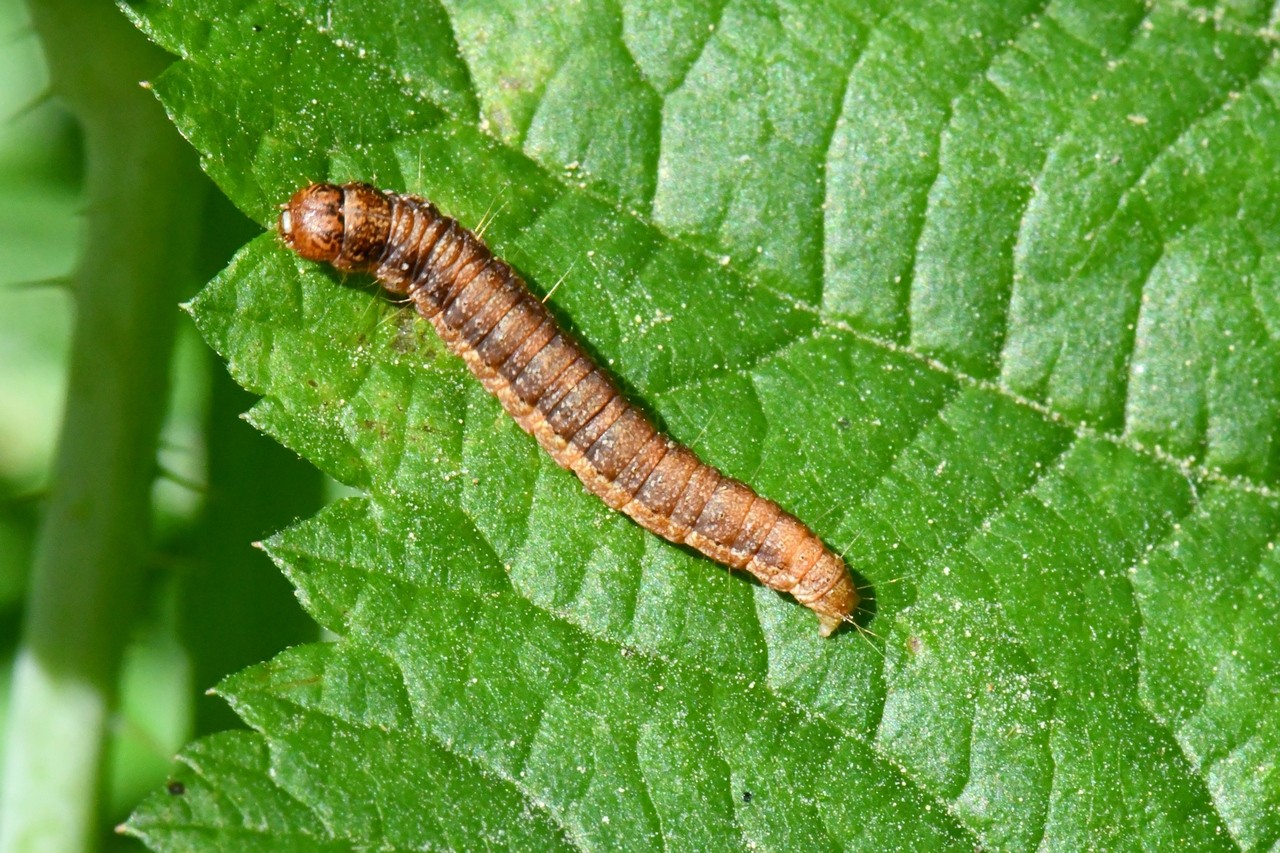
[278,183,857,635]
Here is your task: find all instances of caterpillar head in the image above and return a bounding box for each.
[279,182,392,272]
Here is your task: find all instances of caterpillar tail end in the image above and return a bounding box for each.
[798,554,859,638]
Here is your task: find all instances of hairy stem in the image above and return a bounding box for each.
[0,1,203,850]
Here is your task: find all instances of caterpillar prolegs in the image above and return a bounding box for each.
[279,183,858,635]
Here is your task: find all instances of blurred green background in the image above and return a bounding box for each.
[0,0,325,847]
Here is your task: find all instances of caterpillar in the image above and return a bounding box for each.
[278,182,857,635]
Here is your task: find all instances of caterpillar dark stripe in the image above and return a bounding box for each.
[279,182,857,635]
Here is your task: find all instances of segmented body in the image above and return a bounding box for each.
[279,182,857,635]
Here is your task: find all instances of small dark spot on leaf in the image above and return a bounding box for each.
[167,780,185,796]
[742,791,752,803]
[907,636,923,655]
[252,24,261,32]
[836,416,851,431]
[361,418,389,440]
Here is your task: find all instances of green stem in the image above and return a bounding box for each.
[0,2,203,850]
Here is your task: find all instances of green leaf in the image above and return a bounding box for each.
[125,0,1280,850]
